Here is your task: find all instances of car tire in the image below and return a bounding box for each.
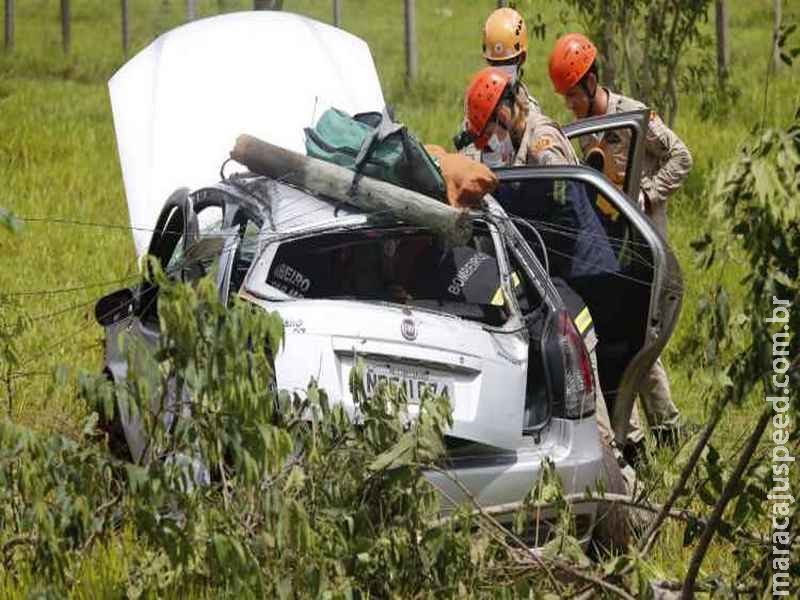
[591,440,631,554]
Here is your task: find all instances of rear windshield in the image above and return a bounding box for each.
[263,224,509,325]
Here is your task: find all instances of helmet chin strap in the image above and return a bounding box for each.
[580,78,596,117]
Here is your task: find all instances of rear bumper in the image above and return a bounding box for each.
[425,416,604,544]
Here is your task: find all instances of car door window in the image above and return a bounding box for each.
[139,201,224,325]
[228,210,263,301]
[494,177,622,281]
[166,204,224,277]
[562,109,649,204]
[563,113,648,269]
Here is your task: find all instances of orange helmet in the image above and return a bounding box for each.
[482,7,528,62]
[464,67,512,149]
[548,33,597,94]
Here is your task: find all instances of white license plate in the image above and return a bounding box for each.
[363,361,453,404]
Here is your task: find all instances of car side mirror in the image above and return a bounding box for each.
[95,289,135,326]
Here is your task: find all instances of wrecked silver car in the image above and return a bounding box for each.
[95,12,683,547]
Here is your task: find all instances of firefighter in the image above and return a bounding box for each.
[454,7,542,153]
[463,67,577,168]
[481,7,541,117]
[547,32,693,238]
[548,32,692,449]
[462,66,627,452]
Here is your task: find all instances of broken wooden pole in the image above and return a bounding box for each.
[230,134,472,245]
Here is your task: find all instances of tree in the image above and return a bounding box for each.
[687,105,800,598]
[404,0,417,87]
[565,0,713,127]
[715,0,729,86]
[4,0,12,52]
[773,0,782,70]
[121,0,129,55]
[60,0,70,54]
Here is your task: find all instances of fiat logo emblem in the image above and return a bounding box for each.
[401,318,417,341]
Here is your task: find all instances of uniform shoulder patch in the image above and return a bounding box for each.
[532,136,554,153]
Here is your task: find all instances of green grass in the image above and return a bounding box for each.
[1,0,798,593]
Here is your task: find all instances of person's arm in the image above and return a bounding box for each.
[640,112,693,205]
[525,126,575,167]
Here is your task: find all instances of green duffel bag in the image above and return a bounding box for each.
[304,107,446,202]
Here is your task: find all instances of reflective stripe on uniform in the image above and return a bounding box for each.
[574,306,592,334]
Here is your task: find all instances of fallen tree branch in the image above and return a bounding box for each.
[424,464,636,600]
[681,406,772,599]
[654,578,758,594]
[638,388,731,556]
[429,492,779,546]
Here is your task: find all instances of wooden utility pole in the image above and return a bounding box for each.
[4,0,13,52]
[121,0,129,55]
[230,135,471,245]
[404,0,417,87]
[601,3,617,90]
[773,0,782,70]
[333,0,341,27]
[496,0,508,7]
[254,0,282,8]
[715,1,729,86]
[187,0,196,21]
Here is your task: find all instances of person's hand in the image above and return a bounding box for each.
[432,150,498,209]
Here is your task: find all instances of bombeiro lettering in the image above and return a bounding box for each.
[448,253,489,296]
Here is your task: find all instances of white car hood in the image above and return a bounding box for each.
[109,11,385,256]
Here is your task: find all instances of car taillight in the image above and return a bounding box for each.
[544,310,596,419]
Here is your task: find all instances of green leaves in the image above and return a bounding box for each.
[684,106,800,592]
[1,270,536,597]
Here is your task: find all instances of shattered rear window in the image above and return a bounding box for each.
[263,224,510,326]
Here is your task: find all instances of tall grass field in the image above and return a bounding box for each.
[1,0,798,596]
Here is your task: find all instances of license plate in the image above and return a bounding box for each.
[363,361,453,405]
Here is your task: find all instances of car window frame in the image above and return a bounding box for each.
[562,109,649,204]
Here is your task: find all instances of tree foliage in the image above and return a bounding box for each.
[564,0,715,126]
[684,105,800,594]
[0,268,607,597]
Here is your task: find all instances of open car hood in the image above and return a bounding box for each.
[109,11,385,256]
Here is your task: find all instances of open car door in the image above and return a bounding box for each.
[493,132,683,444]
